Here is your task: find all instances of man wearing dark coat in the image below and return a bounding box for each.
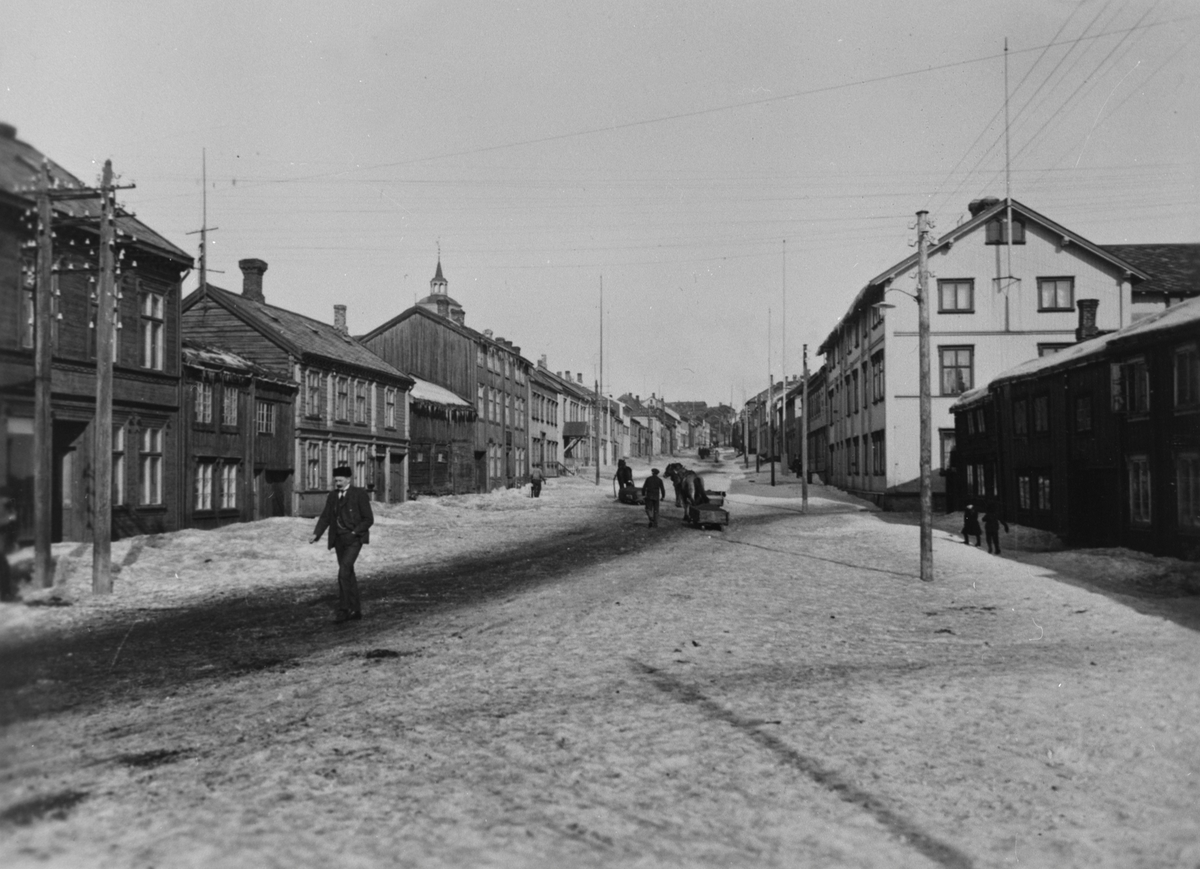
[311,467,374,623]
[642,468,666,528]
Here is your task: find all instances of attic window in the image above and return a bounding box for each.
[985,216,1025,245]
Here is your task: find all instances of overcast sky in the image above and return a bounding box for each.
[3,1,1196,406]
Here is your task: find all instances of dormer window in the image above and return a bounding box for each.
[985,215,1025,245]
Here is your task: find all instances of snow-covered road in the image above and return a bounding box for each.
[2,458,1199,867]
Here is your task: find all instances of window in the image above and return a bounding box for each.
[1033,395,1049,433]
[354,444,368,488]
[140,427,163,505]
[355,381,367,423]
[335,377,349,420]
[478,384,486,417]
[1038,343,1073,357]
[1175,345,1199,408]
[849,437,859,475]
[1013,399,1028,435]
[306,442,321,490]
[222,386,238,427]
[872,353,884,402]
[1037,476,1051,511]
[477,345,485,367]
[1129,455,1151,524]
[1113,358,1150,414]
[872,431,885,475]
[20,265,35,349]
[1178,453,1200,529]
[850,372,859,414]
[195,381,213,425]
[1038,278,1075,312]
[1018,474,1031,510]
[939,430,956,470]
[113,425,125,506]
[385,388,397,429]
[938,279,974,313]
[195,461,214,510]
[861,363,869,409]
[985,215,1026,244]
[256,400,275,434]
[1074,395,1092,433]
[939,346,974,395]
[975,408,986,434]
[139,291,164,370]
[306,371,321,418]
[221,463,238,509]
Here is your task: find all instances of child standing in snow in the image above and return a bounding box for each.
[962,504,982,546]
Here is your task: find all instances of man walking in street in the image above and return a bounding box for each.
[530,464,544,498]
[642,467,666,528]
[983,502,1009,555]
[311,466,374,623]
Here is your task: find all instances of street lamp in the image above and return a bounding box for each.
[873,209,934,582]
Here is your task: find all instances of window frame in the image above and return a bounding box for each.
[1174,344,1199,409]
[1037,277,1075,312]
[140,426,163,505]
[139,290,165,370]
[1128,455,1152,525]
[937,279,975,313]
[938,346,974,396]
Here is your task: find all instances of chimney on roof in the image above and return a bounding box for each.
[1076,299,1100,342]
[334,305,348,334]
[968,197,1001,217]
[239,258,267,303]
[577,373,583,384]
[483,329,493,339]
[0,123,16,140]
[538,354,547,369]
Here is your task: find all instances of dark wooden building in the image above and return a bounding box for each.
[180,341,298,528]
[360,260,531,491]
[181,262,412,517]
[407,375,476,497]
[953,296,1200,559]
[0,123,193,543]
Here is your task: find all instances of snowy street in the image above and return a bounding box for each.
[2,458,1200,868]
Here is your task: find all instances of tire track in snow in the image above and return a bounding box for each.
[633,661,975,869]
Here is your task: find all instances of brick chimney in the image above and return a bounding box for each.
[0,122,16,140]
[577,373,583,384]
[334,304,347,334]
[239,258,267,303]
[968,197,1001,217]
[538,354,547,368]
[483,329,493,339]
[1076,299,1100,341]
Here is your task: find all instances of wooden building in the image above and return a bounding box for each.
[180,341,298,528]
[953,296,1200,559]
[360,260,531,491]
[407,375,476,497]
[0,123,193,543]
[181,262,412,517]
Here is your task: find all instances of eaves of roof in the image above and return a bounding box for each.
[359,305,534,368]
[818,199,1154,355]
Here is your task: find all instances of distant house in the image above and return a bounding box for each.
[180,341,298,528]
[530,360,562,474]
[817,198,1162,510]
[181,261,413,517]
[407,375,476,497]
[0,123,193,543]
[953,296,1200,559]
[359,260,531,491]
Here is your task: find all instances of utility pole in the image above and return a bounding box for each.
[917,210,934,583]
[32,162,53,588]
[801,343,809,513]
[92,160,116,594]
[184,148,220,294]
[596,276,602,486]
[781,239,787,477]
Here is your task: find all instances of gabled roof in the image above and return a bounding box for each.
[359,305,531,367]
[182,283,412,385]
[1100,244,1200,299]
[819,199,1154,354]
[0,125,190,264]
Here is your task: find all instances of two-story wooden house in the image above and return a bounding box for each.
[180,341,298,528]
[0,123,193,543]
[360,260,531,491]
[407,375,476,497]
[181,261,413,517]
[817,198,1165,510]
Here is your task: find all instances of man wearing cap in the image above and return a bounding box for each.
[642,468,666,528]
[311,466,374,623]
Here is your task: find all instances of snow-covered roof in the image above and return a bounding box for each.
[409,376,472,408]
[970,296,1200,397]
